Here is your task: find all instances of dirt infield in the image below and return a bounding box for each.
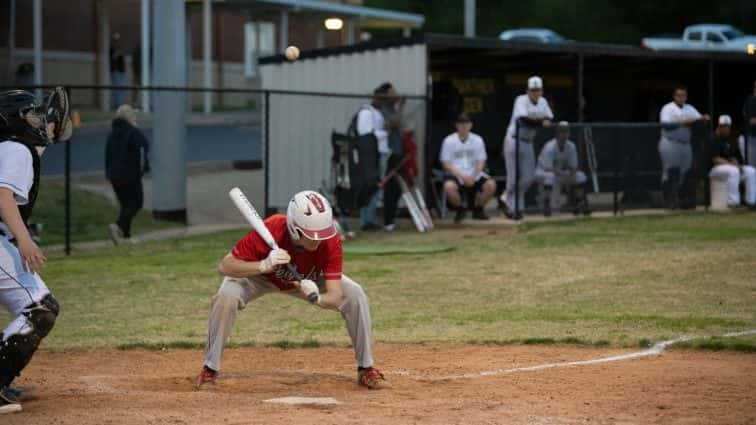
[6,344,755,425]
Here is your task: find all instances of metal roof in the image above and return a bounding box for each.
[243,0,424,27]
[260,33,756,65]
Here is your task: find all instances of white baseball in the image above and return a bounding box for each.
[285,45,300,61]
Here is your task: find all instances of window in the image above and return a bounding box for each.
[688,31,702,41]
[722,29,744,40]
[244,22,275,78]
[706,32,723,43]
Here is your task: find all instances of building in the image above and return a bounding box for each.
[0,0,424,110]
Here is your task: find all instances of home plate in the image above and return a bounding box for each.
[264,396,340,406]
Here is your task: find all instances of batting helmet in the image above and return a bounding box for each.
[0,90,50,147]
[286,190,337,241]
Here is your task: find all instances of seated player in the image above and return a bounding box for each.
[709,115,756,209]
[534,121,590,216]
[440,114,496,222]
[195,191,388,390]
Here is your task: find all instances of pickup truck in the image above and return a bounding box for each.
[641,24,756,53]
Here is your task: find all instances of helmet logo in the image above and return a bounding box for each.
[304,194,326,216]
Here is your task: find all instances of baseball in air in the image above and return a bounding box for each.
[285,45,300,61]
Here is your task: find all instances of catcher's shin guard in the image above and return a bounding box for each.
[0,295,59,387]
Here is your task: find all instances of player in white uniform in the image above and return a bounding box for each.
[500,76,553,220]
[0,88,71,414]
[658,86,710,209]
[709,115,756,209]
[440,114,496,222]
[534,122,590,216]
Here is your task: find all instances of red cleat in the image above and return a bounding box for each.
[194,366,217,390]
[357,367,390,389]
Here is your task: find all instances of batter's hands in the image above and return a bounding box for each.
[295,279,320,304]
[258,248,290,274]
[542,119,552,128]
[18,237,45,274]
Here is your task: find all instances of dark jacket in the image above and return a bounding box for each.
[708,132,743,171]
[105,118,149,180]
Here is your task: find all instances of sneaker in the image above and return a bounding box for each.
[383,224,396,232]
[194,366,218,390]
[501,204,519,220]
[108,223,124,245]
[454,208,466,223]
[0,387,21,415]
[472,208,489,220]
[357,367,389,389]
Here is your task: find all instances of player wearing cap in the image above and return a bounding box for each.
[658,86,710,209]
[500,76,553,220]
[439,114,496,222]
[709,115,756,209]
[534,121,590,216]
[195,191,387,390]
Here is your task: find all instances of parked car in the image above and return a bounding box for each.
[498,28,566,44]
[641,24,756,53]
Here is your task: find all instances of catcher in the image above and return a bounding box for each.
[0,87,71,414]
[195,190,387,390]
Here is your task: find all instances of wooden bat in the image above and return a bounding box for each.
[228,187,318,303]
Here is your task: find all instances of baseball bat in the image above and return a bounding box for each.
[228,188,318,303]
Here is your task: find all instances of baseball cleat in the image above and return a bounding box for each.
[194,366,218,390]
[472,208,489,220]
[358,367,390,389]
[454,208,466,223]
[0,386,21,415]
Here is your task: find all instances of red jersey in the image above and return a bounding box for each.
[230,214,343,290]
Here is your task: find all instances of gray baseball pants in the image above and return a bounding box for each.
[203,274,373,371]
[503,136,536,210]
[658,137,692,181]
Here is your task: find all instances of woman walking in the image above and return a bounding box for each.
[105,105,149,244]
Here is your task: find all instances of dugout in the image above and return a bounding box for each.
[259,34,756,211]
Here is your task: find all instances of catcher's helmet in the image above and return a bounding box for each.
[0,90,50,147]
[286,190,338,241]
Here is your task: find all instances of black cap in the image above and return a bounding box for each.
[455,113,471,123]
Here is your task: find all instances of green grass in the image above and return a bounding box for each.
[33,182,180,245]
[4,212,755,352]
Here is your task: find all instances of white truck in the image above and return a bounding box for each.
[641,24,756,53]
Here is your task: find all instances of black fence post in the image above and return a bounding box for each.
[64,133,71,255]
[263,90,271,216]
[613,127,620,216]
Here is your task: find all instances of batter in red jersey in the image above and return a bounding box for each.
[195,190,387,390]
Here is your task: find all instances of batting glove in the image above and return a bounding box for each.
[299,279,320,304]
[258,249,290,274]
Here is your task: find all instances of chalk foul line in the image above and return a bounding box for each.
[396,329,756,382]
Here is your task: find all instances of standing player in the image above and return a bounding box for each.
[195,190,387,390]
[500,76,553,220]
[0,88,70,414]
[658,86,710,209]
[440,114,496,222]
[534,121,590,216]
